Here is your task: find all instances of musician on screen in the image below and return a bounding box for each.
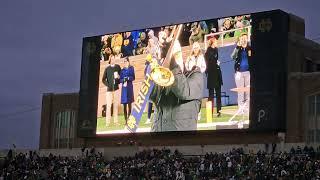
[231,33,252,114]
[150,40,204,132]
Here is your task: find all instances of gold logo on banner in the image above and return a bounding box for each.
[127,116,137,129]
[258,18,272,32]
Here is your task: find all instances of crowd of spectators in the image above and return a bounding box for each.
[218,15,251,39]
[100,14,252,63]
[1,146,320,179]
[99,21,211,62]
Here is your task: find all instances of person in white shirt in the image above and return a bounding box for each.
[145,38,161,60]
[186,42,206,121]
[148,30,158,45]
[186,42,206,73]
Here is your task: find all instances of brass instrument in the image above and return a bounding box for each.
[147,54,174,87]
[147,24,183,87]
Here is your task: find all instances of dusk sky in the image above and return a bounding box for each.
[0,0,319,149]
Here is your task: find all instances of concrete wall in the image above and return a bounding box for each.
[286,33,320,143]
[2,143,310,161]
[39,148,104,157]
[39,93,83,149]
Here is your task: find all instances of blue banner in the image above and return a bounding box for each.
[126,64,155,132]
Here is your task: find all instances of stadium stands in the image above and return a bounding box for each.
[1,146,320,179]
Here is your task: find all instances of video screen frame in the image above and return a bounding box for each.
[92,14,251,135]
[78,9,289,138]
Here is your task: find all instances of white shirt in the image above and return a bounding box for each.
[186,55,206,73]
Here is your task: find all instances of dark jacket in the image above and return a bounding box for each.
[102,64,121,91]
[120,66,135,104]
[204,46,223,89]
[149,60,204,132]
[231,45,252,72]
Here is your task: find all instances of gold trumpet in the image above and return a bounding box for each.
[146,24,183,87]
[146,54,174,87]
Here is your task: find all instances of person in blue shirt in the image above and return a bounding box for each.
[120,57,135,124]
[130,30,140,51]
[231,33,252,115]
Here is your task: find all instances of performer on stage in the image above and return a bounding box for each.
[205,37,223,117]
[150,40,204,132]
[231,33,251,114]
[102,54,121,126]
[120,57,135,124]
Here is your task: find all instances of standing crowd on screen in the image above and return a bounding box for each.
[100,15,252,128]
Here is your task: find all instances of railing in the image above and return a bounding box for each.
[204,26,252,48]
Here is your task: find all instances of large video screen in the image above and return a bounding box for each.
[78,10,289,137]
[95,15,253,134]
